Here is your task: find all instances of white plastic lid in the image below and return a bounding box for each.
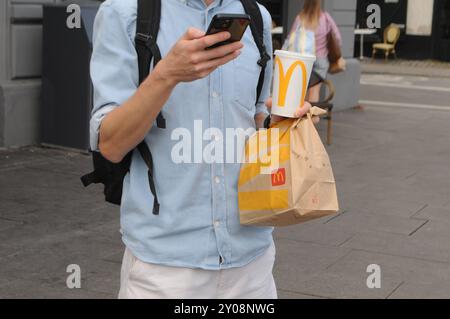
[274,50,316,62]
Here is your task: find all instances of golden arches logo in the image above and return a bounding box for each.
[275,57,307,109]
[271,168,286,186]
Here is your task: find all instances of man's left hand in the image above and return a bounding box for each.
[265,98,320,126]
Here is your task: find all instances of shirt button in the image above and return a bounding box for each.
[214,221,220,228]
[214,176,220,184]
[212,91,219,98]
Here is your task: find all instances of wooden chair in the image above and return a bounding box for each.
[308,72,335,145]
[372,24,401,60]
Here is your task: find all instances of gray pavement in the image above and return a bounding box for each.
[1,73,450,298]
[361,59,450,78]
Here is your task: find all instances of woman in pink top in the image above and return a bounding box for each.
[286,0,342,102]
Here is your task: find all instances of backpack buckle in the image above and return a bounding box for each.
[258,48,271,68]
[135,33,155,48]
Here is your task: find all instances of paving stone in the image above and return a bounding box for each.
[82,260,121,296]
[274,222,354,247]
[0,217,22,232]
[273,238,351,293]
[27,155,93,177]
[325,211,426,235]
[0,168,107,220]
[0,147,67,171]
[410,220,450,242]
[361,59,450,78]
[342,231,450,264]
[0,278,113,299]
[357,183,448,208]
[339,195,426,218]
[0,232,123,283]
[277,271,401,299]
[102,251,124,265]
[326,250,450,286]
[388,281,450,299]
[0,200,37,216]
[414,205,450,222]
[277,289,328,299]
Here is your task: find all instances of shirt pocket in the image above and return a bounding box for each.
[232,33,262,112]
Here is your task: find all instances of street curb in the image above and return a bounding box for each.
[361,64,450,79]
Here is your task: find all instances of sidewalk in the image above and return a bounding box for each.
[1,104,450,298]
[361,58,450,78]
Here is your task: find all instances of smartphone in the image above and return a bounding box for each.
[205,14,251,49]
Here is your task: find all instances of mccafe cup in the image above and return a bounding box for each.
[271,50,316,118]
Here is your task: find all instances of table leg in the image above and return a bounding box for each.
[360,34,365,60]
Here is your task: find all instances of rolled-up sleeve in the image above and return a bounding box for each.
[255,5,273,116]
[89,3,139,151]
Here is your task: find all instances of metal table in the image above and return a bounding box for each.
[355,28,377,59]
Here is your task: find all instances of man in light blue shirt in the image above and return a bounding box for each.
[90,0,312,298]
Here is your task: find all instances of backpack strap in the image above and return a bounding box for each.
[137,142,160,215]
[135,0,166,129]
[80,171,98,187]
[81,1,164,213]
[134,0,163,215]
[239,0,271,104]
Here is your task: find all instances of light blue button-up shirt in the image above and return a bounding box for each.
[90,0,274,270]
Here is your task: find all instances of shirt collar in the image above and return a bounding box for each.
[178,0,227,8]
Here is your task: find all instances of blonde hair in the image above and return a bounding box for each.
[299,0,322,30]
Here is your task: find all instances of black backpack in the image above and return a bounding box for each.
[81,0,271,215]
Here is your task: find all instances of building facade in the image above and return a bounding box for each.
[356,0,450,61]
[0,0,49,147]
[1,0,359,148]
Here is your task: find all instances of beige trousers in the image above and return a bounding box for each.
[118,243,277,299]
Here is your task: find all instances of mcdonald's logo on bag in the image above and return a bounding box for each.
[271,168,286,186]
[275,57,307,109]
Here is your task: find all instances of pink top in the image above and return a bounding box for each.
[290,11,342,58]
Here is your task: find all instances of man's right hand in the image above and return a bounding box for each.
[98,28,243,163]
[153,27,243,87]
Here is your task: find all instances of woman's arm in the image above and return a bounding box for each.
[326,12,342,46]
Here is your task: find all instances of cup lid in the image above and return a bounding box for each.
[274,50,316,61]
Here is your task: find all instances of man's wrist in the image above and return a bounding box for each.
[150,62,177,89]
[255,112,268,129]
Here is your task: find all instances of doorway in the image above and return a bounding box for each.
[433,0,450,61]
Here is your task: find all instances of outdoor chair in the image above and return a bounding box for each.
[372,24,401,60]
[308,71,335,146]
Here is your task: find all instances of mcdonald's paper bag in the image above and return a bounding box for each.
[238,107,339,227]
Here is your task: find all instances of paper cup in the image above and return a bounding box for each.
[271,50,316,118]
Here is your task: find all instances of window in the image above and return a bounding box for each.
[406,0,434,36]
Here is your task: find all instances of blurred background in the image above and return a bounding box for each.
[1,0,449,148]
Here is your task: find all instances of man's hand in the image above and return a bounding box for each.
[153,28,243,87]
[265,98,320,126]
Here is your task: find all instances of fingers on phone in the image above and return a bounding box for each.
[195,31,231,50]
[197,50,241,72]
[184,27,206,40]
[200,41,243,60]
